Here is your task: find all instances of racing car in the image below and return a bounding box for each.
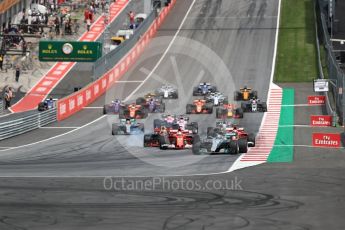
[207,121,255,147]
[241,98,267,112]
[112,118,144,135]
[186,99,213,114]
[135,93,165,113]
[234,86,258,101]
[153,114,198,134]
[103,99,125,114]
[119,103,148,119]
[144,128,197,150]
[37,98,57,111]
[205,91,228,106]
[193,82,217,96]
[155,85,178,99]
[192,124,255,155]
[192,132,247,155]
[215,104,244,119]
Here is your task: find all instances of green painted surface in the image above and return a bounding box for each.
[274,0,317,83]
[267,88,294,162]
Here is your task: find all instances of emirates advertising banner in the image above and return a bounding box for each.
[308,95,326,105]
[312,133,341,148]
[310,115,332,127]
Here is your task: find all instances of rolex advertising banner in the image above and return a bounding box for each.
[39,41,102,62]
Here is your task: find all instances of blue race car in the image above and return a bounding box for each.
[103,99,125,114]
[193,82,217,96]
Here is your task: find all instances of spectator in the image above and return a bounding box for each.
[128,11,135,28]
[55,16,60,35]
[101,0,105,12]
[15,65,20,82]
[4,87,14,109]
[0,55,3,71]
[22,41,27,56]
[84,8,89,23]
[86,18,91,31]
[90,4,95,15]
[89,11,94,22]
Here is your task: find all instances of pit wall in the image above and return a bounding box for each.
[57,0,176,121]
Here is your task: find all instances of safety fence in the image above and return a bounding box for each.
[57,0,176,120]
[0,101,3,115]
[94,9,157,78]
[0,108,57,141]
[316,0,345,125]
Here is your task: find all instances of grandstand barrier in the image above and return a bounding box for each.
[57,0,176,121]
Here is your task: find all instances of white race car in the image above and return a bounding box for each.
[155,85,178,99]
[205,92,228,106]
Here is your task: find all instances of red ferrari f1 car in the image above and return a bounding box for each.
[144,127,197,150]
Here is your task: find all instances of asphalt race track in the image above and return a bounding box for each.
[3,0,344,229]
[0,0,278,176]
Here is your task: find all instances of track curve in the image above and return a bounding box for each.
[0,0,279,176]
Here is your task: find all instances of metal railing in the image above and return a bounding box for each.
[0,108,57,141]
[93,9,157,78]
[0,100,3,115]
[316,0,345,125]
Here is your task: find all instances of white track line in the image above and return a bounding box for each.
[274,144,345,149]
[116,80,144,83]
[123,0,197,102]
[228,0,282,172]
[39,127,79,129]
[281,104,323,107]
[0,115,106,152]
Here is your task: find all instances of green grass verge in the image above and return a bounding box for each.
[267,88,294,163]
[274,0,318,82]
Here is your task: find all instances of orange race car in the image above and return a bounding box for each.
[186,99,213,114]
[234,86,258,101]
[119,103,148,119]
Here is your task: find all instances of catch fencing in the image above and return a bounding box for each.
[93,9,157,78]
[0,108,57,141]
[316,0,345,125]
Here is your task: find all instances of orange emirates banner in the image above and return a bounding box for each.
[0,0,20,13]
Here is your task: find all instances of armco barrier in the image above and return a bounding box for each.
[0,108,57,140]
[0,101,3,115]
[57,0,176,121]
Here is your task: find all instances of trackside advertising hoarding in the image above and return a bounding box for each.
[312,133,341,148]
[310,115,332,127]
[39,41,102,62]
[57,0,176,120]
[308,95,326,105]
